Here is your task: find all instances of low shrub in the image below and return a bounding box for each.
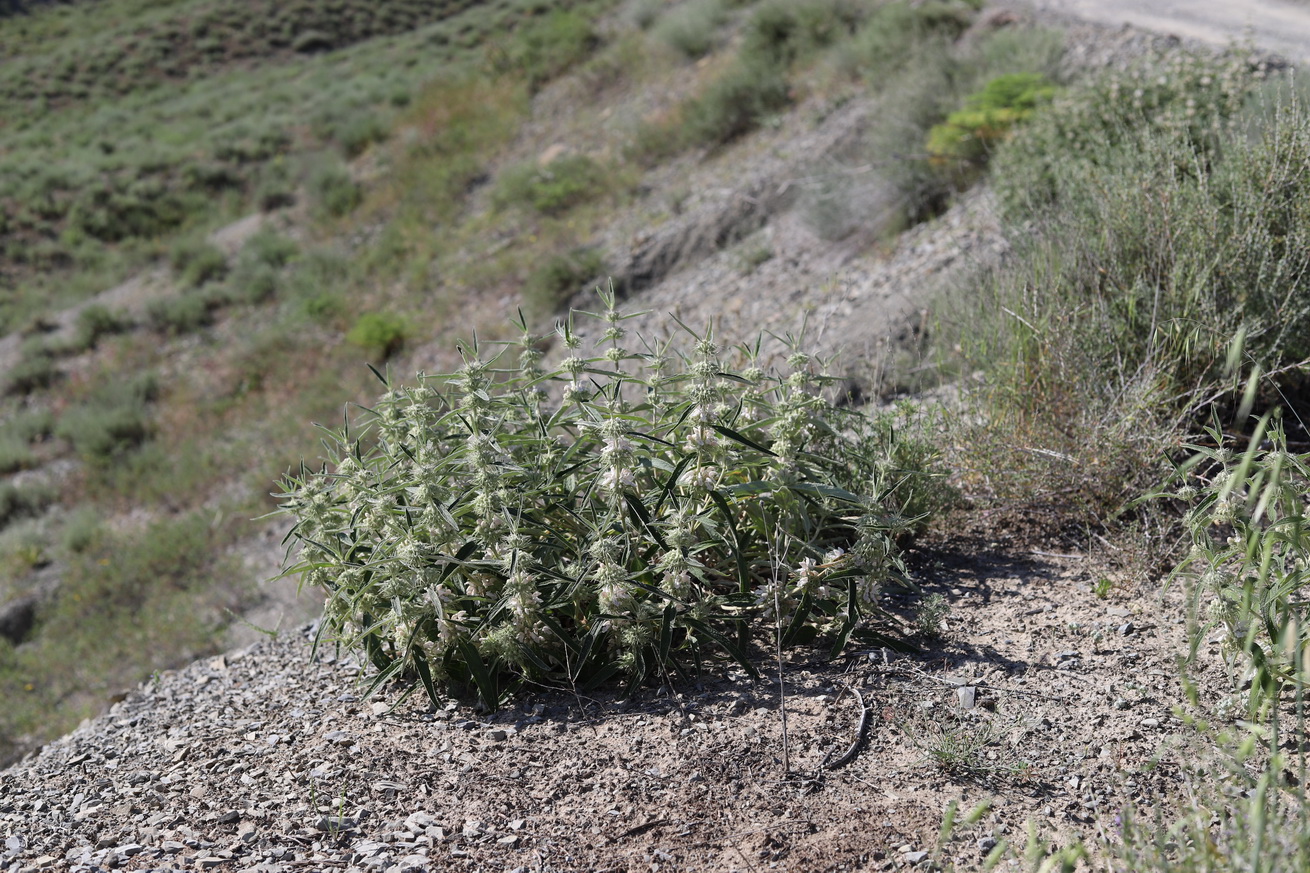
[277,299,948,708]
[926,72,1056,165]
[309,161,362,219]
[72,303,132,351]
[333,112,390,159]
[493,10,599,91]
[4,409,54,446]
[653,0,726,60]
[229,261,280,305]
[0,482,53,531]
[0,438,36,475]
[523,247,605,317]
[492,154,608,216]
[838,0,977,84]
[3,352,59,396]
[346,312,408,361]
[741,0,866,67]
[54,371,158,465]
[242,229,299,269]
[145,294,212,335]
[682,58,791,148]
[169,239,228,288]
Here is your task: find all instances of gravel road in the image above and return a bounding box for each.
[1033,0,1310,64]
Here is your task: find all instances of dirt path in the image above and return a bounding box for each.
[1032,0,1310,64]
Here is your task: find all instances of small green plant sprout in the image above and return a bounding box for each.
[906,710,1024,778]
[914,592,951,637]
[276,294,947,708]
[926,72,1056,168]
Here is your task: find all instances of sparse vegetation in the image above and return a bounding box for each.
[3,0,1310,867]
[523,247,605,316]
[493,154,610,216]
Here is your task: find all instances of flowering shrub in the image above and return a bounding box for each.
[993,50,1262,219]
[277,296,948,706]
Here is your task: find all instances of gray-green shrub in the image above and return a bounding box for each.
[653,0,726,59]
[169,239,228,288]
[492,154,608,216]
[277,299,948,707]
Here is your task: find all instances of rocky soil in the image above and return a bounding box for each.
[0,534,1230,872]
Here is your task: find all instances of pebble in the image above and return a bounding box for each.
[978,837,997,853]
[1140,718,1160,728]
[903,850,930,864]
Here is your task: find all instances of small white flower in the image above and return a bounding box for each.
[679,465,719,490]
[600,467,636,491]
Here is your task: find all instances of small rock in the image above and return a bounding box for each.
[486,729,508,742]
[978,837,997,853]
[1113,697,1131,710]
[1140,718,1160,728]
[957,686,977,710]
[1118,622,1133,635]
[398,854,431,870]
[497,835,519,846]
[463,820,484,839]
[1107,606,1131,618]
[371,702,390,716]
[903,850,930,864]
[195,859,226,869]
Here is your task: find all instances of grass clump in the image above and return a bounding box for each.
[683,58,791,149]
[0,483,53,532]
[492,154,609,216]
[346,312,409,362]
[55,373,159,464]
[741,0,866,67]
[491,9,599,91]
[3,352,60,397]
[169,239,229,288]
[72,303,132,351]
[309,160,362,219]
[277,299,948,708]
[652,0,727,60]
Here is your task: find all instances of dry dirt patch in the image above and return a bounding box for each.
[0,539,1212,872]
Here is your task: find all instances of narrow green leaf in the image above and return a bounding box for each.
[712,424,777,457]
[684,616,760,679]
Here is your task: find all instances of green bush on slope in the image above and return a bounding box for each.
[277,301,949,707]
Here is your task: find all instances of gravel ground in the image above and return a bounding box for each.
[0,536,1226,872]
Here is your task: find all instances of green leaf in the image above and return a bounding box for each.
[455,638,500,710]
[684,616,760,679]
[412,651,442,709]
[712,424,776,457]
[791,481,865,504]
